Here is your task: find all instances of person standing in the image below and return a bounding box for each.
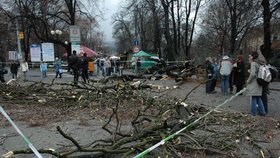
[211,58,218,93]
[104,57,111,76]
[10,61,19,79]
[0,58,6,82]
[136,58,141,74]
[40,61,47,79]
[54,57,62,78]
[81,53,89,83]
[20,60,29,81]
[69,50,80,85]
[229,59,235,94]
[88,59,94,76]
[205,57,213,94]
[100,57,105,76]
[234,55,245,93]
[219,55,233,95]
[95,57,100,75]
[246,51,266,116]
[258,45,269,113]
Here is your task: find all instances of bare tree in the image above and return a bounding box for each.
[200,0,261,57]
[0,0,101,62]
[261,0,280,61]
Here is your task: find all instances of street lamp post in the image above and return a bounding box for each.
[50,29,62,57]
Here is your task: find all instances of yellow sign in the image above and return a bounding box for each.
[19,32,24,39]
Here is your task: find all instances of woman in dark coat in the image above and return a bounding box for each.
[234,55,245,93]
[205,57,214,94]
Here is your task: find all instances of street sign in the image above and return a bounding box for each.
[133,46,140,54]
[133,39,139,46]
[19,32,24,39]
[69,25,81,42]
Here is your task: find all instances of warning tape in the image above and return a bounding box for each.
[134,87,248,158]
[0,106,43,158]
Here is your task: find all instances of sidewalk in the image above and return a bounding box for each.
[2,67,138,84]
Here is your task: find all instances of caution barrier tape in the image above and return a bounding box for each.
[134,87,248,158]
[0,106,43,158]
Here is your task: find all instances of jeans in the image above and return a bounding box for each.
[251,96,266,116]
[206,79,212,93]
[221,75,230,94]
[23,71,27,81]
[42,71,47,79]
[12,73,17,79]
[55,70,62,78]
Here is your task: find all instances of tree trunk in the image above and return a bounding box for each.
[161,0,175,61]
[151,1,161,58]
[261,0,272,61]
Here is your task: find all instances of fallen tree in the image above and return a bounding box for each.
[1,79,280,158]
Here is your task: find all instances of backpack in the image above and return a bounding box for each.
[256,64,272,85]
[268,65,279,81]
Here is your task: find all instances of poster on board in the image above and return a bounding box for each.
[41,43,55,61]
[71,42,80,54]
[30,44,41,62]
[8,51,17,60]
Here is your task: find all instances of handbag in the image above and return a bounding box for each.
[59,68,63,74]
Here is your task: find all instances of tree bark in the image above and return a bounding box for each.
[261,0,272,61]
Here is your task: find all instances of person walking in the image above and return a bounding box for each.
[246,51,266,116]
[20,60,29,81]
[54,57,62,78]
[10,60,19,79]
[219,55,233,95]
[81,53,89,83]
[40,61,47,79]
[69,50,81,85]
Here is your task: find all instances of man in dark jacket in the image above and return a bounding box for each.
[10,61,19,79]
[81,53,89,83]
[69,50,81,85]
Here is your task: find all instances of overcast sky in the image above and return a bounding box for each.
[100,0,121,42]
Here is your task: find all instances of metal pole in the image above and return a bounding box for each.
[15,17,23,61]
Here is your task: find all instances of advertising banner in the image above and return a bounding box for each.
[71,42,80,54]
[30,44,41,62]
[41,43,55,61]
[8,51,17,60]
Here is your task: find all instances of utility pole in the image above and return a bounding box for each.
[15,17,23,61]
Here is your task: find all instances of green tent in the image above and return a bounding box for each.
[130,51,158,69]
[132,51,152,57]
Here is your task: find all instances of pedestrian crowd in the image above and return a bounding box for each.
[94,56,122,77]
[204,48,276,116]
